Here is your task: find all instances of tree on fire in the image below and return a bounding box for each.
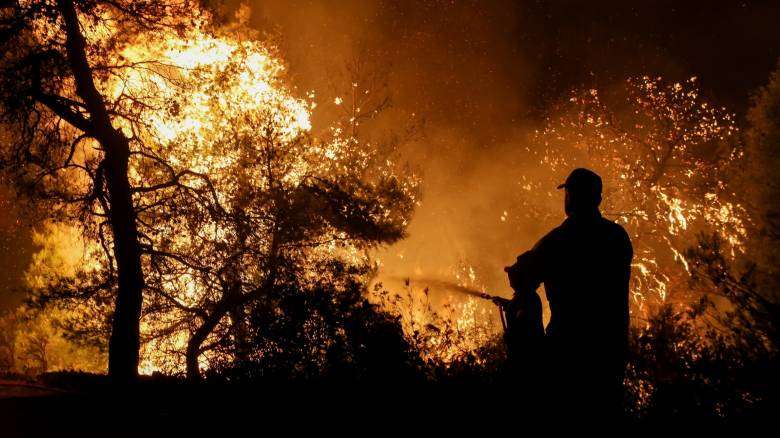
[138,65,417,379]
[0,0,213,382]
[87,27,418,379]
[1,1,420,380]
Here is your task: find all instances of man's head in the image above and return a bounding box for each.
[558,168,602,216]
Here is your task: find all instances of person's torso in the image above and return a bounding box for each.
[539,214,631,352]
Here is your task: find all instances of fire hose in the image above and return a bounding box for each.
[394,277,512,332]
[448,287,511,332]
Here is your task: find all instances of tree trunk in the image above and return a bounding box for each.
[58,0,145,384]
[186,269,279,380]
[229,305,250,364]
[104,132,145,383]
[186,308,224,381]
[185,228,280,381]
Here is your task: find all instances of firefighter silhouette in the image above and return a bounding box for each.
[504,168,633,418]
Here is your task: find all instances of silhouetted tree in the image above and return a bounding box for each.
[1,2,419,381]
[0,0,206,382]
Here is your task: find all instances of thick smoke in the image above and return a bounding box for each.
[248,0,544,303]
[244,0,780,309]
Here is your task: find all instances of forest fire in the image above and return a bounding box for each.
[0,0,778,426]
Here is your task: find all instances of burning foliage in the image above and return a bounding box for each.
[526,76,747,313]
[1,1,418,379]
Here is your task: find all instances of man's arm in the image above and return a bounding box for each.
[505,250,544,294]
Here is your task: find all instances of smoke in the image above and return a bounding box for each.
[246,0,540,301]
[240,0,780,309]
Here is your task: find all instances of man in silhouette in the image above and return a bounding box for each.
[506,168,632,418]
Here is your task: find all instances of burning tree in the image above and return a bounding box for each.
[1,1,418,379]
[0,0,211,382]
[131,33,416,378]
[525,76,747,315]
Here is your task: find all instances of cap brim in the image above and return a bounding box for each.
[556,183,566,189]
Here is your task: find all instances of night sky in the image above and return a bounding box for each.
[2,0,779,311]
[254,0,780,123]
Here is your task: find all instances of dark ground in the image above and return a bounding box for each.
[0,373,773,436]
[0,375,521,436]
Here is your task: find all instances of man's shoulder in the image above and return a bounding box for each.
[599,216,629,236]
[533,215,631,250]
[598,217,633,253]
[531,222,567,252]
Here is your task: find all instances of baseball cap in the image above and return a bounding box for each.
[556,168,602,196]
